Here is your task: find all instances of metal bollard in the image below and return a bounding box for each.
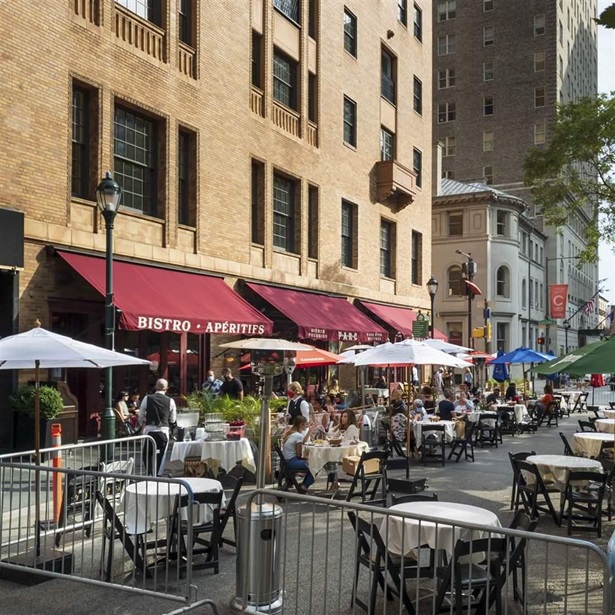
[51,423,63,525]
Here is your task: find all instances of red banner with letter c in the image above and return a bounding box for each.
[549,284,568,319]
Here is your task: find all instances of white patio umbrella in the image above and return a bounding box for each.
[0,326,150,555]
[218,338,313,351]
[423,338,472,354]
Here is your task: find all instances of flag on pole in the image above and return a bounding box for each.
[584,299,595,315]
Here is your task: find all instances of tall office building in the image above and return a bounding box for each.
[433,0,599,354]
[0,0,433,447]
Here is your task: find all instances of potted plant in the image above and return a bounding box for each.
[10,385,64,451]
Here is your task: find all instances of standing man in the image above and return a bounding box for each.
[202,370,222,396]
[411,365,419,388]
[220,367,244,400]
[138,378,177,476]
[433,368,444,395]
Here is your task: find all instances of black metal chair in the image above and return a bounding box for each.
[572,392,589,413]
[421,423,446,466]
[474,413,499,447]
[448,421,476,462]
[515,459,559,523]
[559,470,607,537]
[559,432,575,456]
[506,511,538,607]
[273,442,306,493]
[508,451,536,511]
[578,419,597,432]
[381,419,409,460]
[54,470,97,547]
[598,440,615,461]
[218,474,244,548]
[346,450,389,503]
[391,492,438,505]
[544,401,559,427]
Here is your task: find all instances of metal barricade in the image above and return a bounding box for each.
[236,489,614,615]
[0,438,220,615]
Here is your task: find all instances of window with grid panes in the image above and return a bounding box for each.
[496,210,507,236]
[178,129,196,226]
[273,173,296,253]
[341,200,356,268]
[484,165,494,184]
[483,61,494,81]
[413,148,422,187]
[438,68,456,89]
[343,8,357,56]
[447,266,463,296]
[484,95,494,115]
[484,0,493,11]
[413,3,422,40]
[343,96,356,146]
[380,220,395,279]
[496,267,509,297]
[113,106,157,216]
[380,128,394,161]
[483,130,494,151]
[438,102,456,123]
[534,14,545,36]
[438,0,456,21]
[116,0,160,25]
[252,32,263,88]
[442,169,455,179]
[71,86,90,199]
[534,50,545,72]
[273,50,297,110]
[381,48,396,104]
[448,212,463,236]
[308,0,316,38]
[437,34,456,55]
[535,86,545,107]
[413,77,422,114]
[411,230,422,285]
[443,136,456,157]
[483,25,494,46]
[496,322,508,352]
[534,121,546,144]
[274,0,300,24]
[398,0,407,25]
[179,0,193,46]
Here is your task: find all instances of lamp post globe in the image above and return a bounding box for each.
[427,275,438,339]
[96,172,122,447]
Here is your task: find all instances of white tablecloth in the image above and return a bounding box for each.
[380,501,502,560]
[526,454,603,491]
[600,409,615,419]
[304,441,370,475]
[170,438,256,474]
[495,405,526,423]
[124,478,224,535]
[413,420,455,444]
[596,419,615,434]
[572,432,615,459]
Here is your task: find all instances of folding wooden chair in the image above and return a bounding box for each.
[474,413,499,447]
[421,424,446,466]
[578,419,597,432]
[448,421,476,462]
[506,511,538,607]
[273,442,306,493]
[218,474,244,548]
[508,451,536,511]
[346,450,389,503]
[559,432,575,456]
[560,470,607,537]
[515,459,559,523]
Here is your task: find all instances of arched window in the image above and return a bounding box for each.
[448,265,463,296]
[496,266,510,298]
[521,279,527,308]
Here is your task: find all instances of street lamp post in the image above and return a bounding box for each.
[563,319,571,354]
[426,275,439,339]
[456,250,477,348]
[96,172,122,443]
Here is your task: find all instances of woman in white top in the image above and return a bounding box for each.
[328,409,360,443]
[310,396,329,434]
[453,391,474,415]
[281,415,316,493]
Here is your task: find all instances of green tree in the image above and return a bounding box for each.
[596,2,615,28]
[524,94,615,260]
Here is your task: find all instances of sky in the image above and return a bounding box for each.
[598,0,615,306]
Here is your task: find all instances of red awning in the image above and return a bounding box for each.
[58,251,272,335]
[357,301,448,341]
[245,283,387,343]
[464,280,482,296]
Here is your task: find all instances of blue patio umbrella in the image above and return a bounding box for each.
[490,347,553,397]
[491,349,509,383]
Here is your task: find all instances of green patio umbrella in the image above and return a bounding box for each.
[531,337,615,376]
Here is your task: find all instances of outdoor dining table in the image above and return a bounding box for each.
[595,419,615,434]
[598,409,615,419]
[572,432,615,459]
[413,420,455,444]
[303,441,370,475]
[124,477,225,535]
[526,454,603,491]
[380,501,502,563]
[495,404,526,423]
[170,437,256,474]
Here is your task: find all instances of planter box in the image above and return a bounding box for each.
[12,408,78,452]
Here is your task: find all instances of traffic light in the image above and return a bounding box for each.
[485,322,492,341]
[472,326,485,338]
[537,336,545,345]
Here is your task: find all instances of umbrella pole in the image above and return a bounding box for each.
[34,360,41,557]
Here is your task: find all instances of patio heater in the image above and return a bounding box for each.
[95,172,122,447]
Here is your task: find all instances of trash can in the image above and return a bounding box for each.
[232,501,283,614]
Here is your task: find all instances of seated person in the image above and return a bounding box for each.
[486,387,501,409]
[504,382,518,402]
[328,409,360,443]
[311,396,330,433]
[421,385,435,412]
[535,384,555,419]
[436,389,456,421]
[114,390,129,421]
[453,391,474,415]
[333,393,348,411]
[281,416,316,494]
[390,401,408,443]
[410,398,429,421]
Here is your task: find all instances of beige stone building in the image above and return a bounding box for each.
[0,0,433,444]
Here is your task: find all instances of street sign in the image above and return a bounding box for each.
[412,320,429,338]
[539,319,557,325]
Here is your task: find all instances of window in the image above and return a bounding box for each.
[273,173,297,253]
[443,136,456,157]
[522,279,527,308]
[448,212,463,236]
[534,121,546,144]
[343,96,357,147]
[483,61,494,81]
[113,106,157,216]
[534,14,545,36]
[413,77,422,114]
[381,48,396,104]
[274,0,300,24]
[438,101,456,123]
[341,200,357,268]
[308,185,318,259]
[398,0,407,26]
[448,322,463,345]
[534,50,545,72]
[442,169,455,179]
[116,0,161,24]
[535,86,545,108]
[448,265,463,296]
[437,34,456,55]
[413,148,422,188]
[252,31,263,89]
[308,73,317,122]
[484,0,493,11]
[496,210,507,236]
[251,159,265,245]
[71,85,91,199]
[496,322,508,352]
[484,165,494,184]
[438,68,456,89]
[179,0,193,46]
[273,49,298,110]
[380,128,394,161]
[483,130,494,151]
[483,25,494,46]
[413,3,422,40]
[496,266,509,297]
[177,128,196,226]
[308,0,317,38]
[380,219,395,279]
[343,8,357,56]
[484,95,494,115]
[411,230,422,285]
[438,0,456,21]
